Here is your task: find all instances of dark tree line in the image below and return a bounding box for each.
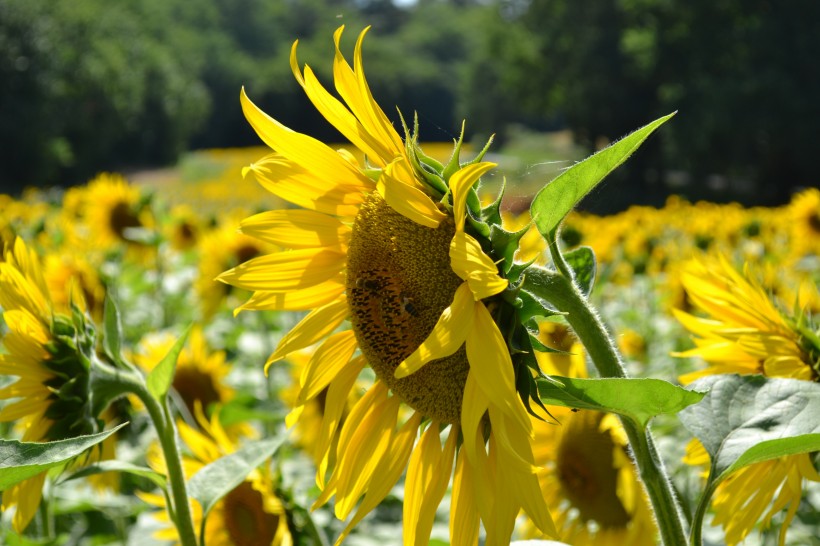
[2,0,817,209]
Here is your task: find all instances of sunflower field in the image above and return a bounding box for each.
[2,27,820,546]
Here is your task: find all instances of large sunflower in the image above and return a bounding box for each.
[0,238,100,532]
[217,26,555,545]
[674,255,820,545]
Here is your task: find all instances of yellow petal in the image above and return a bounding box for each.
[240,209,351,249]
[486,435,520,546]
[264,296,349,372]
[403,423,457,546]
[334,412,422,546]
[217,247,345,292]
[235,276,345,313]
[333,391,400,519]
[395,283,474,379]
[492,410,557,538]
[377,161,446,229]
[449,162,497,231]
[467,302,531,434]
[450,447,480,546]
[315,355,366,487]
[296,330,358,405]
[246,154,365,218]
[449,231,508,300]
[240,88,372,191]
[4,471,47,533]
[297,58,393,168]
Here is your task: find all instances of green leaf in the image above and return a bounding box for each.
[102,293,124,365]
[60,460,167,489]
[537,376,704,429]
[187,433,286,519]
[563,246,597,296]
[145,325,191,402]
[530,113,675,239]
[0,424,127,490]
[679,374,820,480]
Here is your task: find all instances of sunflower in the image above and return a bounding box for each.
[788,187,820,259]
[673,255,818,383]
[674,255,820,545]
[140,411,293,546]
[217,26,555,545]
[132,326,253,438]
[522,333,657,544]
[78,173,154,251]
[0,238,100,532]
[43,250,106,321]
[196,214,269,319]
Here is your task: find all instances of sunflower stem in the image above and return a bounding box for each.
[523,266,688,545]
[137,384,199,546]
[94,360,198,546]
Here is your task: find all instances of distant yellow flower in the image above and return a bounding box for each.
[140,412,292,546]
[196,216,267,318]
[789,187,820,258]
[674,255,816,383]
[43,251,106,320]
[80,173,154,250]
[132,326,243,428]
[523,336,657,544]
[674,255,820,545]
[164,204,204,251]
[0,238,99,531]
[217,26,555,545]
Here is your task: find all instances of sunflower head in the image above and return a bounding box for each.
[0,239,103,442]
[216,26,563,543]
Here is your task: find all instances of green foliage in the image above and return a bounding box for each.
[537,376,704,429]
[0,424,127,490]
[679,374,820,543]
[187,434,285,524]
[530,113,674,240]
[679,374,820,481]
[145,325,191,402]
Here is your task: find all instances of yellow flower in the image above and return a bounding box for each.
[78,173,155,251]
[43,251,106,321]
[217,26,555,545]
[140,412,292,546]
[522,336,657,545]
[0,238,99,531]
[789,187,820,258]
[196,214,269,318]
[673,255,816,383]
[674,255,820,545]
[132,326,249,438]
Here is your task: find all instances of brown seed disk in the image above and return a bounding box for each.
[556,410,631,528]
[346,193,467,423]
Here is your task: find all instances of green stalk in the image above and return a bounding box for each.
[524,266,688,546]
[91,359,198,546]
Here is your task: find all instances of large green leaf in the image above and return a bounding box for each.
[530,113,675,239]
[187,434,285,519]
[0,424,127,490]
[679,374,820,480]
[146,325,191,402]
[537,376,704,429]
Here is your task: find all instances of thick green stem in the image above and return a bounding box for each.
[524,267,688,545]
[91,360,198,546]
